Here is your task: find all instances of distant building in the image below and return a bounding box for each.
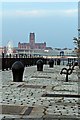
[18,33,46,50]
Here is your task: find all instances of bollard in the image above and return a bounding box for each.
[12,61,24,82]
[9,54,11,58]
[57,59,61,65]
[54,59,56,65]
[36,59,43,71]
[74,61,78,66]
[48,59,54,68]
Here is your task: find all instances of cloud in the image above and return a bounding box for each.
[16,10,39,16]
[64,9,78,16]
[2,8,78,18]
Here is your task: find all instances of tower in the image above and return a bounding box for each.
[29,33,35,49]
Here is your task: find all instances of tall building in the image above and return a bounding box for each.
[18,33,46,50]
[29,33,35,49]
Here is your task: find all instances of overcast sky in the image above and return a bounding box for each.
[0,1,79,48]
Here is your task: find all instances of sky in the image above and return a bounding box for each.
[0,1,79,49]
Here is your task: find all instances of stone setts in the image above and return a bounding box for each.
[0,64,80,119]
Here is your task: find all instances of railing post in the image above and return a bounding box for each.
[48,59,54,68]
[2,52,4,71]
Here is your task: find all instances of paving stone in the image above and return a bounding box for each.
[1,65,80,119]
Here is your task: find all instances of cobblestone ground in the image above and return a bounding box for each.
[0,64,80,119]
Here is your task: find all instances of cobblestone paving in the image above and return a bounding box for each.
[0,65,80,119]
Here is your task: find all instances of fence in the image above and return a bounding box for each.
[0,53,78,71]
[0,53,48,71]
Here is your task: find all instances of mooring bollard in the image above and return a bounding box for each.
[57,59,61,65]
[12,61,24,82]
[60,68,73,82]
[54,59,56,65]
[36,59,43,71]
[49,59,54,68]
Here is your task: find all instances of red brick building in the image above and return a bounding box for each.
[18,33,46,50]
